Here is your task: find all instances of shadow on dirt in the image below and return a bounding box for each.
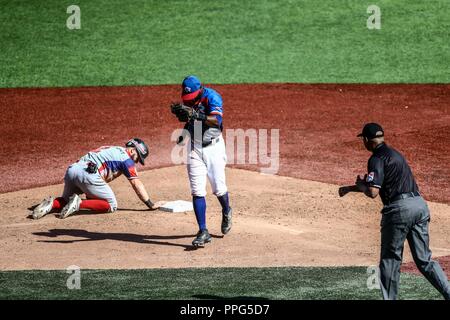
[33,229,223,251]
[33,229,196,249]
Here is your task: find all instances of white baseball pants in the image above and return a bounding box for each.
[63,162,117,212]
[187,135,228,197]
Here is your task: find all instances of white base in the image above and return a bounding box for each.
[160,200,193,213]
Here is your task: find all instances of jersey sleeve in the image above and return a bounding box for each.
[367,156,384,188]
[121,158,139,180]
[205,92,223,126]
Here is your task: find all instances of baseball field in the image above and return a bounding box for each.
[0,0,449,301]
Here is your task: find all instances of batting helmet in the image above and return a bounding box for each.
[125,138,149,165]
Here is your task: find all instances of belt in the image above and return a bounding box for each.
[388,191,420,204]
[202,137,220,148]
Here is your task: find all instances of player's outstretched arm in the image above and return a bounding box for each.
[129,178,164,210]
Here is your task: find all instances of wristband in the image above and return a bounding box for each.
[144,199,155,210]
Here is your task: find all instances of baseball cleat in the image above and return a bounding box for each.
[32,196,54,219]
[58,194,81,219]
[221,207,233,235]
[192,229,212,247]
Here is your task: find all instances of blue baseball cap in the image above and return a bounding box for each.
[181,75,202,102]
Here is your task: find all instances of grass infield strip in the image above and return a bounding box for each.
[0,267,444,300]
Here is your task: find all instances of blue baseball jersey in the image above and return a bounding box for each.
[79,146,138,182]
[198,87,223,123]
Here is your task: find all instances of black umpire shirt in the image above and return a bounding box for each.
[366,143,419,205]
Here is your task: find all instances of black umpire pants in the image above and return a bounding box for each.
[379,196,450,300]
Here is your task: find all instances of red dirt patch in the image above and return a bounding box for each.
[1,84,449,203]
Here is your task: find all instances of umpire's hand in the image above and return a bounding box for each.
[338,186,350,197]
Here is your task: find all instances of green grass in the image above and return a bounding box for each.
[0,0,449,88]
[0,267,445,300]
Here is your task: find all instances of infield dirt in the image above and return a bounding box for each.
[1,84,449,202]
[0,84,448,273]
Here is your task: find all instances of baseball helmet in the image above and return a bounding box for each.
[181,75,203,103]
[125,138,149,165]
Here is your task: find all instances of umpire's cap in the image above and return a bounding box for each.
[181,75,203,102]
[125,138,149,165]
[357,123,384,140]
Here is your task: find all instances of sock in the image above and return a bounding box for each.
[193,196,207,231]
[52,197,67,213]
[79,199,111,213]
[217,192,230,214]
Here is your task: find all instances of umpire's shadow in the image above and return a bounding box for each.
[33,229,212,250]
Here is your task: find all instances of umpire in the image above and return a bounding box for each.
[339,123,450,300]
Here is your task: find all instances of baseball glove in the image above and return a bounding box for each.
[171,103,193,122]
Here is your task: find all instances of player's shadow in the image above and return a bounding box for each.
[33,229,206,250]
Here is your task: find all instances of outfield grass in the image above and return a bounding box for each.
[0,0,449,88]
[0,267,444,300]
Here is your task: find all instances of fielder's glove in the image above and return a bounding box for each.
[170,103,206,122]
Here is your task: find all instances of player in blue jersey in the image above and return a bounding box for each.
[171,75,232,247]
